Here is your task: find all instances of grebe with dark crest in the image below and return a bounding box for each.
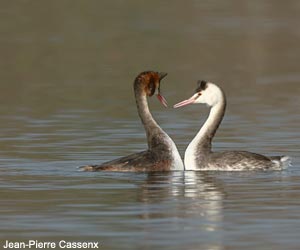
[174,80,291,171]
[81,71,184,171]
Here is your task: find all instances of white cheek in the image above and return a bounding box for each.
[208,95,217,106]
[205,91,219,106]
[197,94,210,105]
[194,95,205,104]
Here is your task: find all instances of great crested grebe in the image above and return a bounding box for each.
[81,71,184,171]
[174,80,291,171]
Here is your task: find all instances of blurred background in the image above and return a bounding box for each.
[0,0,299,164]
[0,1,299,249]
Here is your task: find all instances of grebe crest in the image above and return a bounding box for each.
[135,71,168,107]
[193,80,224,107]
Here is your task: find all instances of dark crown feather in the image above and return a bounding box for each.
[195,80,207,93]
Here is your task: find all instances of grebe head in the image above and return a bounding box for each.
[174,80,223,108]
[135,71,168,107]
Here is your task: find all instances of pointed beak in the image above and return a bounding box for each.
[158,72,168,80]
[173,94,199,108]
[156,72,168,107]
[157,93,168,107]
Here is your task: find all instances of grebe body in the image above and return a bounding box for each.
[82,71,184,172]
[174,80,290,171]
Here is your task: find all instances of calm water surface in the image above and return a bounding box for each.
[0,1,300,250]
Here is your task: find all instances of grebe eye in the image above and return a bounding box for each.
[198,92,201,96]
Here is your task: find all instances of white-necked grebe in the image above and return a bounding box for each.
[174,80,290,171]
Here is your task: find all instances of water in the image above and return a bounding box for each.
[1,1,300,249]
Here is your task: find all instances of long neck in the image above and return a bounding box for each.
[185,92,226,168]
[196,100,226,153]
[134,87,165,149]
[134,85,184,170]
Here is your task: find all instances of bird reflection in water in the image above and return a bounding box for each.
[137,171,225,250]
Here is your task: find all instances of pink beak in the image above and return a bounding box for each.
[157,94,168,107]
[173,95,198,108]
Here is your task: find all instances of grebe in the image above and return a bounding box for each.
[174,80,291,171]
[81,71,184,171]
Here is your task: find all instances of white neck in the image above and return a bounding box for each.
[184,98,225,170]
[168,136,185,170]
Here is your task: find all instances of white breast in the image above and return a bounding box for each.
[170,140,184,170]
[163,133,184,170]
[184,140,198,170]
